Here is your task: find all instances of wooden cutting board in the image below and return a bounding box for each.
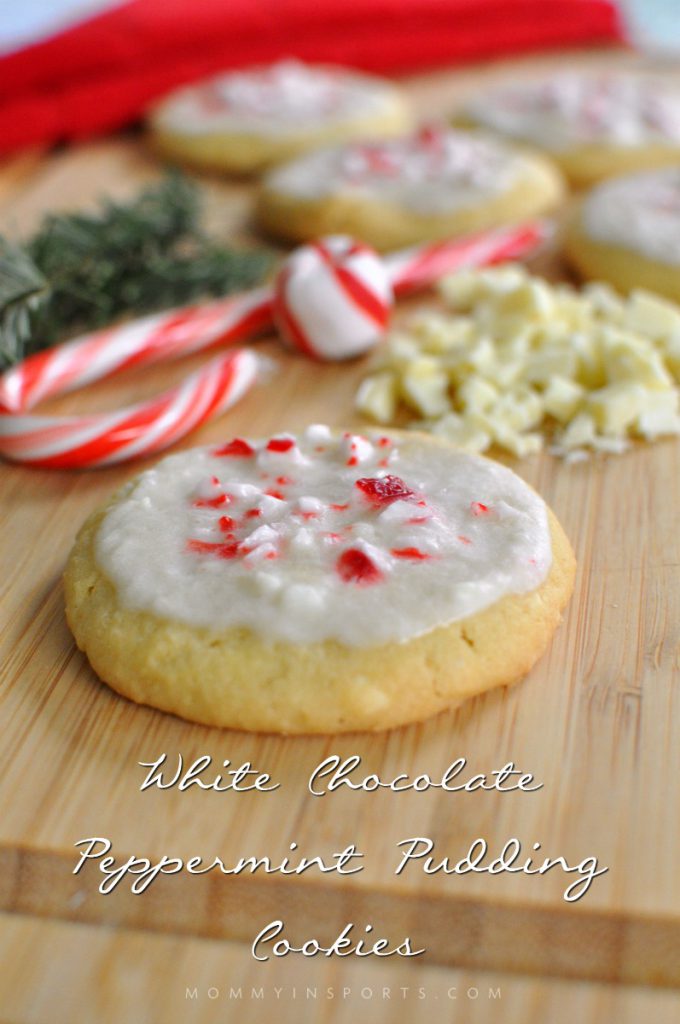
[0,50,679,994]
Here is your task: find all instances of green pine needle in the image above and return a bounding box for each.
[0,172,273,369]
[0,237,49,365]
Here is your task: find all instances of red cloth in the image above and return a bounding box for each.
[0,0,625,154]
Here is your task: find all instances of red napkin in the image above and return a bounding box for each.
[0,0,625,154]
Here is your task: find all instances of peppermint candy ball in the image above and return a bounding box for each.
[274,236,393,361]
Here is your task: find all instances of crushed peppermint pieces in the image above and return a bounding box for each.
[355,475,415,506]
[391,547,431,560]
[266,437,296,453]
[214,438,255,457]
[336,547,383,585]
[184,430,502,582]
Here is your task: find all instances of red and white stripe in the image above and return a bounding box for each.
[0,349,258,469]
[0,222,547,469]
[386,220,550,294]
[274,236,393,361]
[0,287,272,414]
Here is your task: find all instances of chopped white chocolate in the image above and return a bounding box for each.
[356,266,680,458]
[625,290,680,337]
[355,371,397,424]
[542,376,584,423]
[400,357,451,417]
[424,412,491,453]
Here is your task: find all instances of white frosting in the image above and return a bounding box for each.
[154,60,397,137]
[465,73,680,151]
[263,127,530,214]
[95,428,552,647]
[582,166,680,266]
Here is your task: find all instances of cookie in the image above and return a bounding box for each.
[564,166,680,304]
[459,72,680,187]
[65,427,575,734]
[256,126,564,250]
[148,59,412,175]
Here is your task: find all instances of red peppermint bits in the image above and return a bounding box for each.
[276,475,294,486]
[355,475,415,506]
[418,124,443,146]
[265,489,285,500]
[186,539,239,558]
[213,438,254,457]
[470,501,491,516]
[193,493,230,508]
[330,502,349,512]
[391,547,430,560]
[336,548,383,585]
[266,437,295,453]
[377,436,392,448]
[218,515,236,532]
[245,508,262,519]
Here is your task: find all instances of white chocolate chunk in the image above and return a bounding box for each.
[355,371,397,423]
[636,409,680,439]
[400,358,451,417]
[542,376,585,423]
[625,290,680,337]
[357,266,680,458]
[458,375,499,412]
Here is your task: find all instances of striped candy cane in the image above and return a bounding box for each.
[387,219,550,294]
[0,221,548,469]
[0,350,259,469]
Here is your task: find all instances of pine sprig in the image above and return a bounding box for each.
[0,237,49,364]
[0,173,273,369]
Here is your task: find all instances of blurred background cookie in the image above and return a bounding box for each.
[458,72,680,187]
[148,59,412,175]
[565,165,680,302]
[256,125,564,249]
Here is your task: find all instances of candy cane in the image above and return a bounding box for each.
[0,222,547,469]
[386,219,550,294]
[0,350,258,469]
[0,287,272,414]
[274,222,550,360]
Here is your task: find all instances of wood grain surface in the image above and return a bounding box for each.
[1,912,680,1024]
[0,48,679,1023]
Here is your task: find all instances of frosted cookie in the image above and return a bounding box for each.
[459,72,680,187]
[256,126,564,250]
[565,166,680,303]
[148,59,412,175]
[64,427,575,734]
